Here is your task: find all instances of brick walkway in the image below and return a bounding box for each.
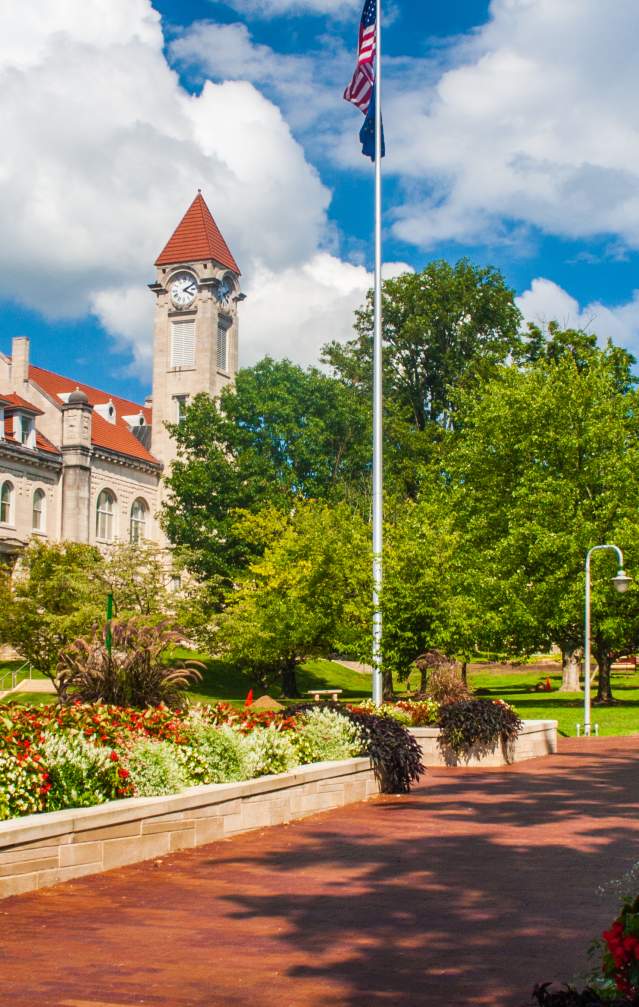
[3,737,639,1007]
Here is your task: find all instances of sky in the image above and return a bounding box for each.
[3,0,639,403]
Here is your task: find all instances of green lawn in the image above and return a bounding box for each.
[468,666,639,738]
[187,656,376,706]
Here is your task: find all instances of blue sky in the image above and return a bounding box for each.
[3,0,639,404]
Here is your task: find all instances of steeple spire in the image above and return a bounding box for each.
[155,193,240,274]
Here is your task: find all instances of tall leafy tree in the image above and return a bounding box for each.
[442,348,639,702]
[216,502,371,696]
[162,358,371,585]
[323,258,523,432]
[0,541,105,687]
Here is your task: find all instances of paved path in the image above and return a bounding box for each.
[3,737,639,1007]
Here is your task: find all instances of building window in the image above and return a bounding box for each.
[96,489,116,542]
[170,320,196,369]
[174,395,189,424]
[0,407,4,439]
[217,320,229,372]
[130,498,148,543]
[18,415,35,448]
[32,489,46,533]
[0,482,14,525]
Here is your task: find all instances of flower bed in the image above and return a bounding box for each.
[350,698,557,766]
[0,701,423,823]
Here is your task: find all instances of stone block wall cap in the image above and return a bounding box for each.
[0,757,374,847]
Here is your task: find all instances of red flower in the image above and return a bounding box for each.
[118,768,130,779]
[109,751,119,762]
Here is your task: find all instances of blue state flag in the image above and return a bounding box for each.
[344,0,386,161]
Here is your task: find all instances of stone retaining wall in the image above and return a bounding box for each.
[410,719,558,767]
[0,758,378,900]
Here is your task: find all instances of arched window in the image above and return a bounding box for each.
[129,498,148,543]
[32,489,46,532]
[0,481,14,525]
[96,489,116,542]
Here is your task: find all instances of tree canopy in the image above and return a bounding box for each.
[440,345,639,701]
[162,358,371,585]
[323,258,523,431]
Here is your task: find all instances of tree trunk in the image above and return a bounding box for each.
[419,667,428,693]
[559,646,582,692]
[280,660,300,698]
[593,644,615,704]
[383,669,394,702]
[460,661,468,687]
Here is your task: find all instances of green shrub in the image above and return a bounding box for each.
[42,733,116,811]
[286,702,424,794]
[438,699,522,756]
[239,724,299,778]
[125,738,188,796]
[178,724,244,785]
[295,708,363,764]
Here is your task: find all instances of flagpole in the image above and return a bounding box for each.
[372,0,383,706]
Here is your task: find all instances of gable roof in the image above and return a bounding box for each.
[1,393,44,415]
[1,414,60,457]
[155,192,241,274]
[28,365,159,466]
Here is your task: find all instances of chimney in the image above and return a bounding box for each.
[11,337,29,388]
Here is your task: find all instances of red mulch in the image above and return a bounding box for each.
[2,736,639,1007]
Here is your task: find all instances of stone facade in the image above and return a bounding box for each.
[0,758,378,899]
[0,193,241,560]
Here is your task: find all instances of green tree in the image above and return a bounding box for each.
[101,541,172,619]
[216,502,371,696]
[323,258,523,432]
[382,498,489,687]
[0,541,105,689]
[442,350,639,703]
[162,358,371,585]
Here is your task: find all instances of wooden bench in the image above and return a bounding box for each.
[306,689,343,702]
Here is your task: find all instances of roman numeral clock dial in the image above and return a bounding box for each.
[170,271,198,308]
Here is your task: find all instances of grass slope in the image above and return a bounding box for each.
[469,667,639,737]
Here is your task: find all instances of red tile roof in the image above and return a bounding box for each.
[2,393,44,415]
[2,415,61,457]
[155,193,241,274]
[28,365,159,466]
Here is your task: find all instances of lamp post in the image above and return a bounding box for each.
[583,544,631,736]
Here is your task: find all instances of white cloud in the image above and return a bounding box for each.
[240,254,412,367]
[375,0,639,252]
[0,0,374,379]
[170,21,350,136]
[517,278,639,359]
[217,0,360,18]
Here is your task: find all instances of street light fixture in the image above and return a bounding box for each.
[583,544,632,736]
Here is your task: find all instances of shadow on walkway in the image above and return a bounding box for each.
[2,738,639,1007]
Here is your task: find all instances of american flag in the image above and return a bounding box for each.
[344,0,377,114]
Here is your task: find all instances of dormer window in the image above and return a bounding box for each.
[95,400,117,424]
[17,414,36,449]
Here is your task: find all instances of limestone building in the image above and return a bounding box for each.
[0,193,241,560]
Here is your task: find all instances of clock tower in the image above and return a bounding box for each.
[149,192,242,470]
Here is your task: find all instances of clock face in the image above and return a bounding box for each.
[170,271,198,308]
[216,276,233,304]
